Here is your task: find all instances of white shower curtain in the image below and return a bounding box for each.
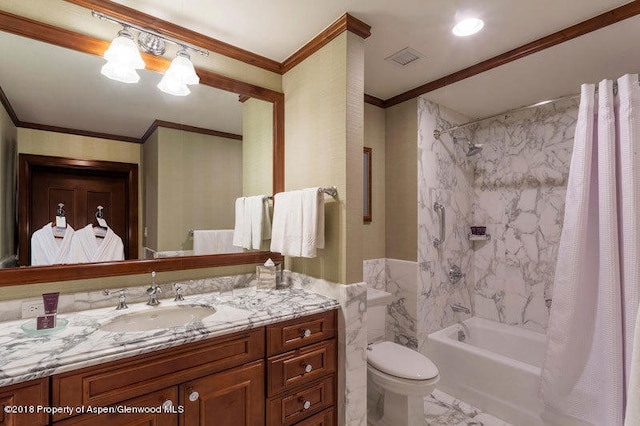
[540,74,640,425]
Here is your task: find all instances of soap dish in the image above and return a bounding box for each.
[21,317,68,336]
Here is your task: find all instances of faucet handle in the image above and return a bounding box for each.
[174,283,185,301]
[102,288,128,310]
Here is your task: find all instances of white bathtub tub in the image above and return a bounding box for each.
[426,317,546,425]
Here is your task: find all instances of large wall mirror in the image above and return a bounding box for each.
[0,10,284,286]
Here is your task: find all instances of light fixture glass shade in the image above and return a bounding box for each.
[101,28,145,83]
[157,50,199,96]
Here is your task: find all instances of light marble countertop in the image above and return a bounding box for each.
[0,287,339,387]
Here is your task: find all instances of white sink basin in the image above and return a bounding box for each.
[100,305,217,332]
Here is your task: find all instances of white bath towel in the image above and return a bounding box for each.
[301,187,324,257]
[232,197,246,248]
[193,230,241,255]
[30,223,75,265]
[270,190,303,256]
[625,303,640,424]
[270,188,325,258]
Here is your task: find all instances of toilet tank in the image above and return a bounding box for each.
[367,287,394,343]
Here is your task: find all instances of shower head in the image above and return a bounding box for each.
[453,137,483,157]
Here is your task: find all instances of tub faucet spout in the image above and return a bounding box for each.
[451,303,470,314]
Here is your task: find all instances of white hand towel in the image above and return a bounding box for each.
[232,197,246,248]
[248,195,271,250]
[301,187,325,257]
[625,306,640,425]
[270,190,303,256]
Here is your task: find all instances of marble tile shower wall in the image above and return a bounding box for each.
[417,98,474,355]
[471,98,577,332]
[363,258,418,348]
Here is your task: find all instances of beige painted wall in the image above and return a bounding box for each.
[17,127,144,255]
[363,103,386,260]
[283,32,364,284]
[242,98,273,197]
[146,127,242,252]
[0,103,17,260]
[385,99,418,261]
[1,0,282,92]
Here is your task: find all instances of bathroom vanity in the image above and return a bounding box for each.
[0,288,338,426]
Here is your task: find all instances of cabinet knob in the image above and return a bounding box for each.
[303,363,313,373]
[301,328,312,338]
[188,390,200,402]
[162,400,173,411]
[303,400,311,410]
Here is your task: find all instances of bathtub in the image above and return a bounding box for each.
[426,317,546,425]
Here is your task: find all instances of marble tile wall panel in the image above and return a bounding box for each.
[284,271,368,426]
[417,97,475,348]
[384,259,418,347]
[0,273,256,321]
[363,258,386,290]
[471,98,577,332]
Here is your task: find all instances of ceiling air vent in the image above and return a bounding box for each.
[385,47,423,67]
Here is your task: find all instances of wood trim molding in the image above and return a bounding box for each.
[238,95,251,103]
[0,85,19,126]
[63,0,282,74]
[384,0,640,108]
[18,121,140,143]
[282,13,371,74]
[140,120,243,143]
[363,94,385,109]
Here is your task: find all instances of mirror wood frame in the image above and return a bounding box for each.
[0,9,284,287]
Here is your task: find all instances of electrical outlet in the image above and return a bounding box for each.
[21,300,44,318]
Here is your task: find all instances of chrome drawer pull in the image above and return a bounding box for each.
[304,363,313,373]
[303,400,311,410]
[301,328,312,338]
[162,400,174,411]
[188,390,200,402]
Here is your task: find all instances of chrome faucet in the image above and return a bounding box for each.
[451,303,471,314]
[147,271,161,306]
[103,288,128,310]
[173,283,185,301]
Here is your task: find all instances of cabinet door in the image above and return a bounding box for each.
[181,360,264,426]
[0,378,48,426]
[53,387,178,426]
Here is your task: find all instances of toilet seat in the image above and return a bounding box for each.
[367,341,438,380]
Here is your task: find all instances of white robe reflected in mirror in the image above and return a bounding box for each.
[69,224,124,264]
[30,223,75,266]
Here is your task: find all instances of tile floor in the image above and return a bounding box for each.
[368,388,511,426]
[425,390,512,425]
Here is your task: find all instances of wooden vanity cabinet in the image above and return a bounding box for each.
[266,310,338,426]
[51,328,264,425]
[0,378,49,426]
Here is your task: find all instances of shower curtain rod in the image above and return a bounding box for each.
[433,76,640,140]
[433,93,580,139]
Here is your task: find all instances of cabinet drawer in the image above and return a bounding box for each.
[266,310,337,356]
[0,378,49,426]
[52,328,264,420]
[294,408,334,426]
[267,340,336,397]
[266,375,334,426]
[54,387,178,425]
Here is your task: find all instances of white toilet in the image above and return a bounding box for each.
[367,287,439,426]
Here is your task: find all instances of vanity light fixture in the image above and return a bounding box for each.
[157,49,200,96]
[101,27,145,83]
[92,10,208,95]
[452,17,484,37]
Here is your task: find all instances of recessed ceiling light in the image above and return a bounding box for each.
[452,18,484,37]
